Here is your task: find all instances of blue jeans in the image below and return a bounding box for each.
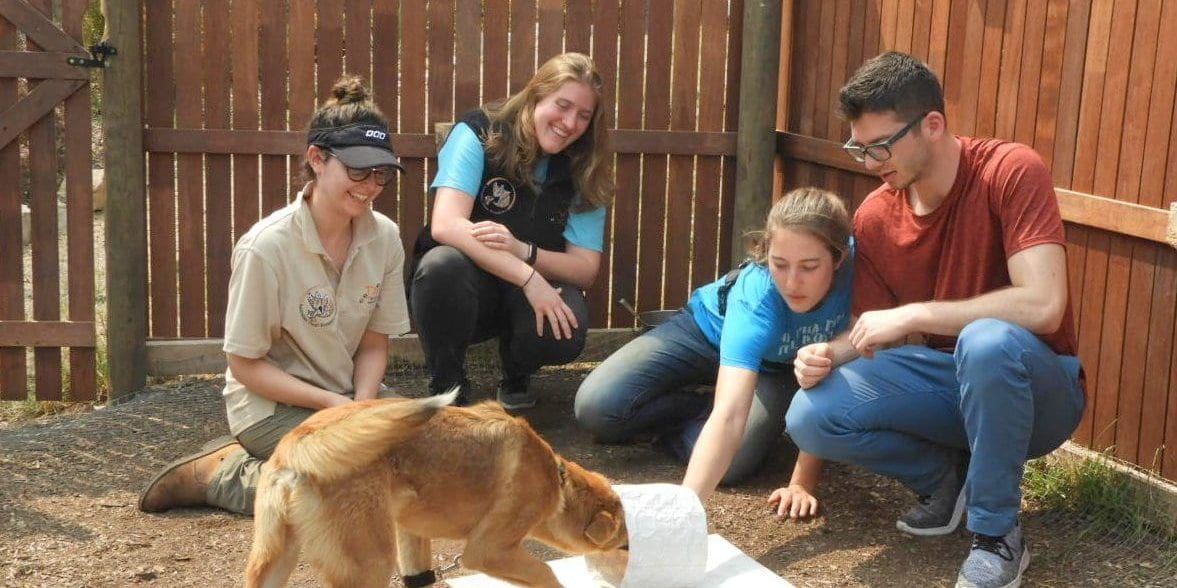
[574,309,798,485]
[786,318,1084,536]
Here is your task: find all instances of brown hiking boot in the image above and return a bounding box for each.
[139,437,243,512]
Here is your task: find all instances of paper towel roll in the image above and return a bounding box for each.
[585,483,708,588]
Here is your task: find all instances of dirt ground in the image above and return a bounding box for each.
[1,368,1172,587]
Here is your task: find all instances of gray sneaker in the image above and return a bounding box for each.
[955,523,1030,588]
[897,454,967,536]
[496,375,537,410]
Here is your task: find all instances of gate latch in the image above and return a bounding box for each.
[67,40,117,68]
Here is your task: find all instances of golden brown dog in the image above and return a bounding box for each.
[244,391,627,588]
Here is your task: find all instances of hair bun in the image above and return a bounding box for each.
[331,75,370,105]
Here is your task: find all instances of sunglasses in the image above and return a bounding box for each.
[842,112,929,163]
[323,151,397,186]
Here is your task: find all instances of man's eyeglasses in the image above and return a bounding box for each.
[324,151,397,186]
[842,112,928,163]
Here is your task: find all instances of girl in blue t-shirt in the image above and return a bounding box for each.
[410,53,613,409]
[575,187,853,516]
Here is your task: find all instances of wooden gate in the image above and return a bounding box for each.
[0,0,97,401]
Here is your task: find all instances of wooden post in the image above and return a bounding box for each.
[103,0,147,398]
[771,1,795,201]
[731,0,782,266]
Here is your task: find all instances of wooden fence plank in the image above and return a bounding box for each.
[824,0,850,140]
[510,0,537,92]
[0,50,90,80]
[372,0,400,222]
[564,0,591,54]
[927,0,949,76]
[974,0,1006,138]
[345,0,372,80]
[1116,0,1160,205]
[1032,0,1068,168]
[911,0,933,59]
[587,0,619,327]
[1050,0,1090,187]
[398,1,427,261]
[317,0,344,98]
[174,1,206,337]
[61,0,94,400]
[1073,231,1109,445]
[994,0,1026,140]
[1143,248,1176,474]
[1091,235,1132,451]
[1091,1,1135,198]
[1012,0,1047,147]
[483,0,509,103]
[1114,241,1155,462]
[0,321,96,347]
[27,0,61,400]
[231,0,260,242]
[880,0,898,50]
[426,0,455,228]
[637,0,672,314]
[145,0,176,338]
[1140,0,1177,211]
[537,0,564,59]
[288,0,315,133]
[429,0,455,132]
[453,0,482,115]
[899,0,918,53]
[0,10,25,400]
[665,0,702,308]
[940,0,967,126]
[259,0,288,216]
[204,0,233,338]
[812,0,834,143]
[691,0,731,285]
[609,0,645,327]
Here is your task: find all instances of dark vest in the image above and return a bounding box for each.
[413,110,578,264]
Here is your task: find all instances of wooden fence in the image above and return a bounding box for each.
[0,0,98,402]
[775,0,1177,479]
[139,0,745,344]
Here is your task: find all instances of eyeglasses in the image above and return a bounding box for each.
[841,112,928,163]
[324,151,396,186]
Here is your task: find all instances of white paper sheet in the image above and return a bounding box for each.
[446,534,795,587]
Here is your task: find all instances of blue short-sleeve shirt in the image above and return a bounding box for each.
[431,123,606,252]
[686,240,855,371]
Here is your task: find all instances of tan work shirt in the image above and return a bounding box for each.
[221,185,411,435]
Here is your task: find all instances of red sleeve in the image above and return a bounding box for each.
[851,215,898,316]
[992,146,1065,257]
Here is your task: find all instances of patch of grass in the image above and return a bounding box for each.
[0,398,75,423]
[1024,452,1177,548]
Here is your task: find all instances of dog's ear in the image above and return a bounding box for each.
[584,510,620,546]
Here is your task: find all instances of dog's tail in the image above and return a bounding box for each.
[282,388,458,483]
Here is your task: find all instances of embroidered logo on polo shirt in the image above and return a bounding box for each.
[300,286,337,327]
[358,283,381,305]
[480,177,516,214]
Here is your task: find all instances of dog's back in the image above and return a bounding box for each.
[245,392,456,588]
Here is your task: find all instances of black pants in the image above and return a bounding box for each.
[410,245,589,394]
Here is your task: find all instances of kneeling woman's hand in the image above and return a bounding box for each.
[767,484,820,521]
[521,272,578,340]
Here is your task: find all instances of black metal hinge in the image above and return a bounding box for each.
[67,40,117,68]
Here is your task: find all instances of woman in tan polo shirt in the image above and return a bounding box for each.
[139,76,411,515]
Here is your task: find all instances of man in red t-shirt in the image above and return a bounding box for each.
[784,52,1084,588]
